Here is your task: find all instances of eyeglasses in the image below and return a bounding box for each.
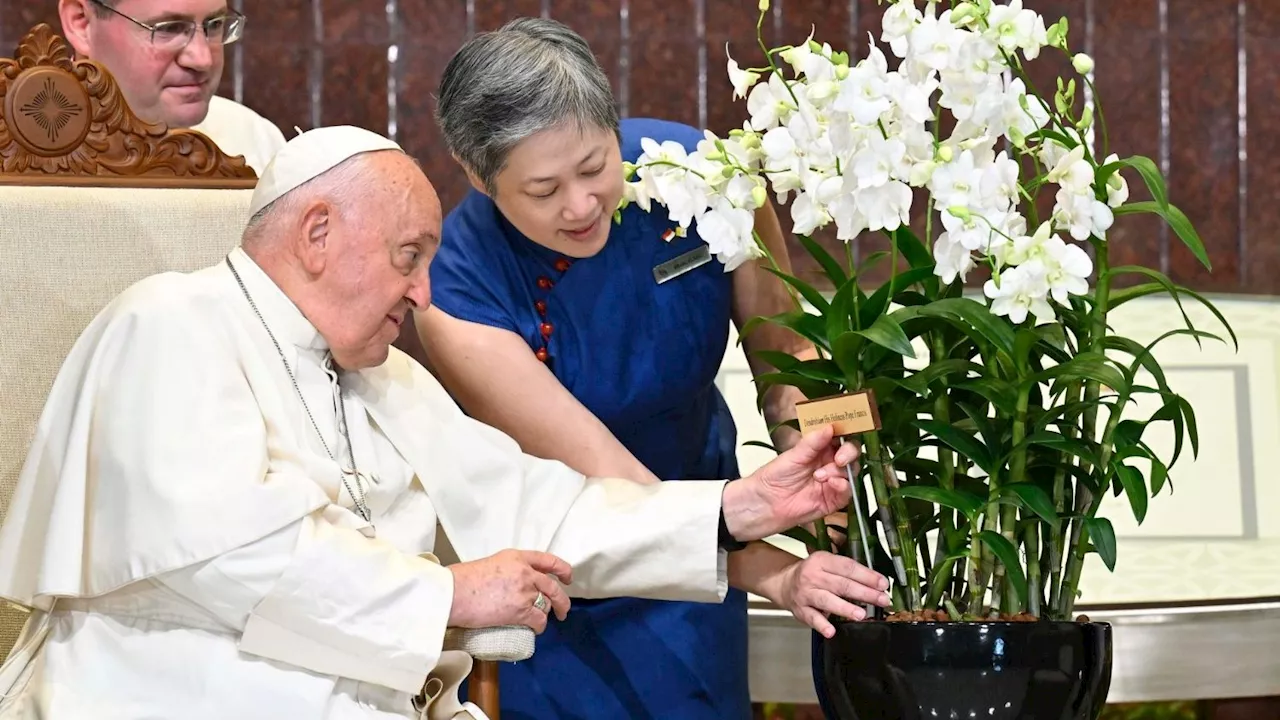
[88,0,246,51]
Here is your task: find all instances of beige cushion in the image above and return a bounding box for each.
[0,185,254,658]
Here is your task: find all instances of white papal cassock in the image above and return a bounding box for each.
[0,247,729,719]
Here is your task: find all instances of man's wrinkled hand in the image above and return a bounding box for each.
[447,549,573,634]
[780,552,891,638]
[723,425,859,542]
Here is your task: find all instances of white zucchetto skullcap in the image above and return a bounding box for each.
[248,125,404,217]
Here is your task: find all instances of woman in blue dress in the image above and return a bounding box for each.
[418,17,890,720]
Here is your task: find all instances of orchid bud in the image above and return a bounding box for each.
[721,165,736,178]
[1054,91,1069,115]
[808,39,823,53]
[951,3,978,24]
[936,145,954,163]
[758,0,769,11]
[1072,53,1094,75]
[613,208,624,224]
[742,133,762,150]
[835,64,850,80]
[1106,170,1125,192]
[909,161,937,187]
[1076,105,1094,130]
[1047,18,1069,49]
[832,50,850,66]
[621,161,637,181]
[751,185,768,208]
[947,206,972,222]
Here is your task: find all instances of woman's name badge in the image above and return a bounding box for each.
[795,390,882,437]
[653,245,711,284]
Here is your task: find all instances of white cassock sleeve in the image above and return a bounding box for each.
[155,514,454,695]
[491,447,732,603]
[356,353,733,605]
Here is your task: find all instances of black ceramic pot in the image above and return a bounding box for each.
[812,620,1112,720]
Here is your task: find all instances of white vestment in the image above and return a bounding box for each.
[0,248,729,719]
[192,96,288,175]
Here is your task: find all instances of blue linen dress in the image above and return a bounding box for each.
[428,117,751,719]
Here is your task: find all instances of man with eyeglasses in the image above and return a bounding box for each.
[57,0,285,174]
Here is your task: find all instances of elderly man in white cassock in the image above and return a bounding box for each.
[0,126,889,719]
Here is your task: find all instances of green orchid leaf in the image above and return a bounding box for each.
[1103,267,1238,350]
[763,267,830,314]
[1112,418,1147,448]
[831,331,865,385]
[1102,336,1170,390]
[753,372,841,406]
[1150,454,1170,496]
[1083,517,1118,571]
[896,486,985,521]
[894,290,933,307]
[1147,394,1198,465]
[856,251,891,279]
[999,484,1060,525]
[827,276,859,339]
[952,378,1020,417]
[748,349,802,373]
[1014,329,1041,374]
[892,226,936,273]
[978,530,1028,608]
[899,359,984,396]
[1113,200,1210,271]
[1108,281,1168,308]
[1018,430,1104,469]
[917,297,1017,358]
[740,310,829,351]
[860,265,940,330]
[1033,351,1128,397]
[1111,460,1149,524]
[794,233,849,287]
[915,420,995,475]
[1102,155,1168,207]
[956,401,1003,451]
[783,525,821,550]
[854,313,916,358]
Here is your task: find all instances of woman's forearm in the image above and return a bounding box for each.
[726,540,802,604]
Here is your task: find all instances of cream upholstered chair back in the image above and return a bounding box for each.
[0,186,255,648]
[0,24,259,659]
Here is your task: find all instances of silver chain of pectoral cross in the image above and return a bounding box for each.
[226,257,374,528]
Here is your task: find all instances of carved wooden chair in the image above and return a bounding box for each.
[0,24,519,719]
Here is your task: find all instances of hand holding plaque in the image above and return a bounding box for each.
[793,389,883,618]
[794,390,882,438]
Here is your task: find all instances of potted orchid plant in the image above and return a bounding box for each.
[620,0,1234,717]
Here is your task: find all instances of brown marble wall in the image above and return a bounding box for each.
[3,0,1279,294]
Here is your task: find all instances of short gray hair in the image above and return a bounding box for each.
[435,17,619,195]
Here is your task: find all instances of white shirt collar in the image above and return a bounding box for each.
[226,246,328,352]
